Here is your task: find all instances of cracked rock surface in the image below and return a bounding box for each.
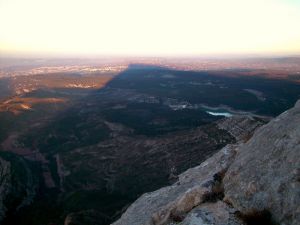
[112,144,239,225]
[174,201,242,225]
[224,100,300,225]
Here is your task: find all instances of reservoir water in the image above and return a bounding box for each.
[206,111,232,117]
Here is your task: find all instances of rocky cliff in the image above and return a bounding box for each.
[113,100,300,225]
[0,152,37,223]
[0,157,11,221]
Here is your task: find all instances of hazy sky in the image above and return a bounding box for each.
[0,0,300,57]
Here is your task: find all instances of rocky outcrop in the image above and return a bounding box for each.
[0,152,37,223]
[217,116,269,141]
[223,100,300,225]
[64,209,110,225]
[113,100,300,225]
[176,201,242,225]
[112,144,240,225]
[0,157,11,221]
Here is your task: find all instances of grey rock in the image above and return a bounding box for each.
[112,144,238,225]
[177,201,242,225]
[217,116,268,141]
[224,100,300,225]
[0,157,11,222]
[113,100,300,225]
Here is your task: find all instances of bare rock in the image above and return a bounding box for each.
[112,144,238,225]
[217,116,268,141]
[176,201,242,225]
[0,157,11,222]
[224,100,300,225]
[113,101,300,225]
[0,153,37,224]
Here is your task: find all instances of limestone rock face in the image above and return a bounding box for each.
[217,116,268,141]
[0,157,11,222]
[177,201,242,225]
[223,100,300,225]
[113,100,300,225]
[0,153,37,224]
[112,144,239,225]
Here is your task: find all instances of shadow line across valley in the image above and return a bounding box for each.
[1,64,300,225]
